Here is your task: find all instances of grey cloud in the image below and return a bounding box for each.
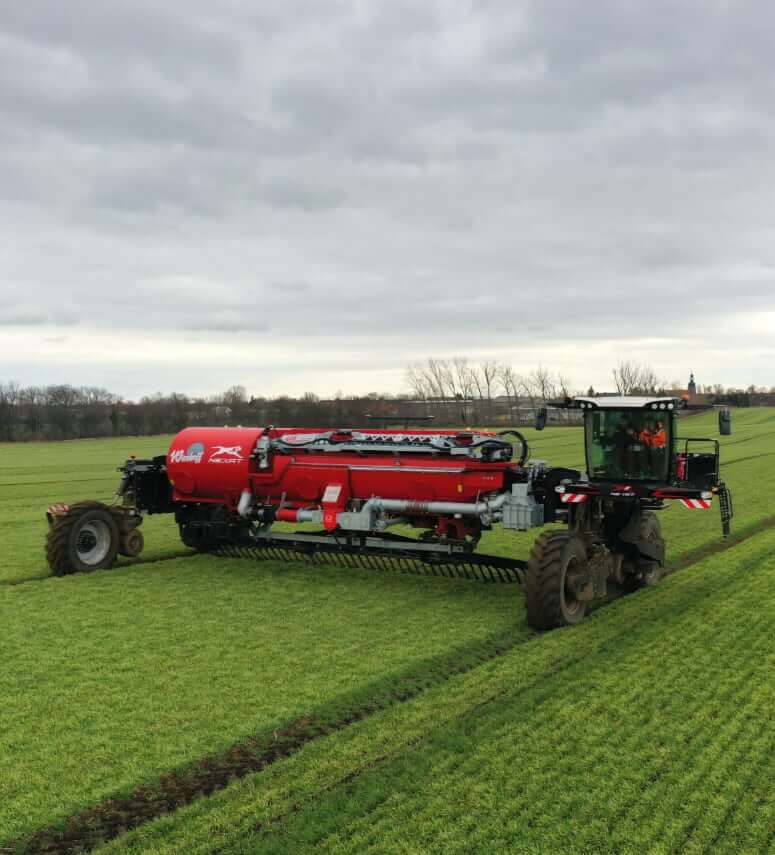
[184,312,271,333]
[260,180,345,211]
[0,1,239,75]
[1,0,774,395]
[0,307,48,326]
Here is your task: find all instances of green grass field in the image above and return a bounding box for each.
[1,410,774,853]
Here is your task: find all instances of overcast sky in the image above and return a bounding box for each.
[1,0,774,399]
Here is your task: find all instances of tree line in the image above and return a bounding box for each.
[0,383,419,442]
[405,358,573,423]
[0,361,771,441]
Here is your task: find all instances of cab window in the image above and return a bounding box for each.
[585,409,670,481]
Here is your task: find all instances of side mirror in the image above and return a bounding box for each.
[535,406,548,431]
[718,408,732,436]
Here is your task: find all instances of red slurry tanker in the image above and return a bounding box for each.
[46,398,733,630]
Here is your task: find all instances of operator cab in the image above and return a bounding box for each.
[573,396,678,483]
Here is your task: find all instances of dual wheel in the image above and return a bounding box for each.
[525,513,664,630]
[46,502,144,576]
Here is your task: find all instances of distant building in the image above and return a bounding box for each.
[664,372,713,407]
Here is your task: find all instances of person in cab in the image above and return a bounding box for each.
[639,418,667,477]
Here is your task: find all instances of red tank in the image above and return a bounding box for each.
[166,426,519,511]
[167,427,263,504]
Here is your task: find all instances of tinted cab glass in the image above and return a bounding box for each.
[585,409,671,482]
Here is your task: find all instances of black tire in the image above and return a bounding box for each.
[46,502,120,575]
[179,524,213,552]
[526,531,588,630]
[118,528,145,558]
[621,511,664,591]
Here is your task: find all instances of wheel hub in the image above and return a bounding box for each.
[75,520,111,565]
[562,558,585,615]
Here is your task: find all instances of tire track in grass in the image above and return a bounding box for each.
[0,477,116,488]
[228,543,775,855]
[83,532,775,855]
[722,450,775,467]
[10,521,775,855]
[9,520,775,854]
[9,630,528,855]
[0,550,196,587]
[668,513,775,572]
[487,580,771,852]
[278,547,773,855]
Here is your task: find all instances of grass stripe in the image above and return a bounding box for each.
[83,526,775,854]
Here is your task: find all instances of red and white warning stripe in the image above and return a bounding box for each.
[560,493,588,504]
[680,498,712,510]
[47,503,71,515]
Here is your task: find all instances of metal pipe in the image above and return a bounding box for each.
[363,493,507,518]
[275,508,323,523]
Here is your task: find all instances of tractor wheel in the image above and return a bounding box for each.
[46,502,120,575]
[621,511,665,591]
[526,531,588,630]
[179,524,213,552]
[118,527,145,558]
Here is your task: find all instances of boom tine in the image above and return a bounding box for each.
[214,539,527,586]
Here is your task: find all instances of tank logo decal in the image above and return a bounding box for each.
[209,445,244,464]
[170,442,205,464]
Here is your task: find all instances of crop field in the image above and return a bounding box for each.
[1,409,774,854]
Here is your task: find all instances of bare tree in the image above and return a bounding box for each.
[517,373,538,411]
[0,382,19,441]
[452,357,475,422]
[426,358,451,402]
[477,360,498,422]
[529,365,556,403]
[405,363,431,409]
[498,364,519,417]
[556,373,572,400]
[613,360,662,395]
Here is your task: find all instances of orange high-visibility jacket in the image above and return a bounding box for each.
[640,428,667,449]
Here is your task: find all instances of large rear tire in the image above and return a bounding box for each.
[46,502,120,575]
[526,531,588,630]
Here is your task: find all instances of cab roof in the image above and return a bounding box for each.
[572,396,679,410]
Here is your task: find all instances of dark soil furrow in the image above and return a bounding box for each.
[9,632,523,855]
[9,518,774,855]
[0,551,195,587]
